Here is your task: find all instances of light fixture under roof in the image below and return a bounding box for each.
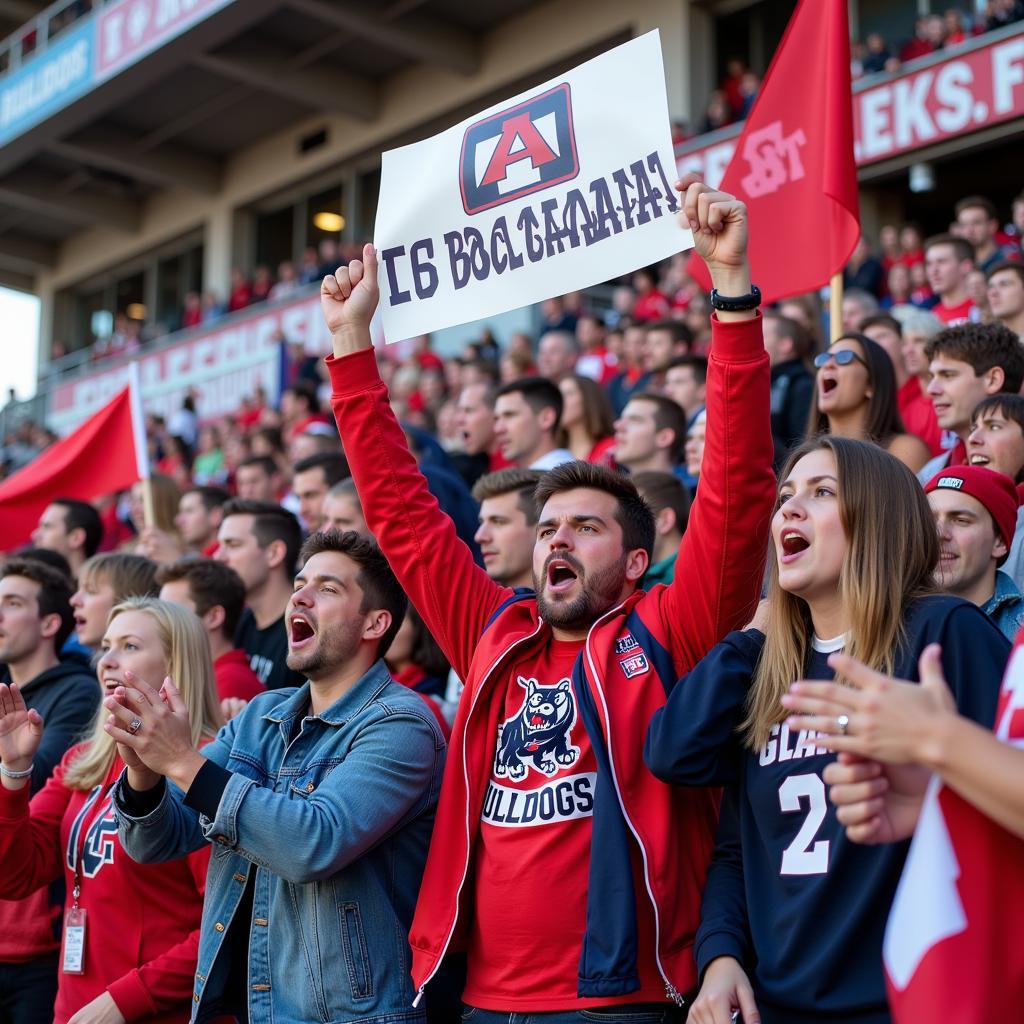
[313,211,345,232]
[126,303,146,320]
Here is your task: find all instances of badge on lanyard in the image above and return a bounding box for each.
[63,906,87,975]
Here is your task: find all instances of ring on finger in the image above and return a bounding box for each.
[836,713,850,736]
[128,717,143,735]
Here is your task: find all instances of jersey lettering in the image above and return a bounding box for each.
[778,773,830,876]
[481,772,596,827]
[758,723,827,766]
[65,785,119,878]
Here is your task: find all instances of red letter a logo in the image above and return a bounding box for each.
[479,112,558,187]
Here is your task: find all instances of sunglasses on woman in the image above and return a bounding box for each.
[813,349,868,369]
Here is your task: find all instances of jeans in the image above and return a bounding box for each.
[461,1005,684,1024]
[0,954,59,1024]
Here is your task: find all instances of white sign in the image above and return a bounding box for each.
[374,31,691,340]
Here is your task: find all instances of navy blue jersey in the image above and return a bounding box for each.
[645,594,1009,1024]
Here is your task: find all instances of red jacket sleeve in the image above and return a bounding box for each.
[0,752,74,900]
[658,313,776,672]
[106,845,211,1022]
[327,348,510,678]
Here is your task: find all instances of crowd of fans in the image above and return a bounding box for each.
[1,173,1024,1024]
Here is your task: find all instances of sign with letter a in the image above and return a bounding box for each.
[374,32,691,340]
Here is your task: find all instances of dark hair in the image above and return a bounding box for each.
[293,452,349,486]
[252,426,285,456]
[156,558,247,639]
[923,233,974,265]
[560,374,614,443]
[628,392,689,463]
[183,485,230,512]
[534,461,655,560]
[393,605,450,682]
[666,354,709,387]
[763,311,814,361]
[297,531,407,657]
[52,498,102,558]
[0,557,75,650]
[646,320,694,348]
[925,322,1024,392]
[859,313,903,338]
[237,454,278,479]
[284,380,319,414]
[985,261,1024,287]
[971,394,1024,482]
[221,499,302,578]
[19,547,72,578]
[807,333,906,446]
[955,195,999,221]
[472,467,544,525]
[495,377,564,430]
[631,470,691,536]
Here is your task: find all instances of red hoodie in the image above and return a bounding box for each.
[0,746,209,1023]
[327,313,775,1006]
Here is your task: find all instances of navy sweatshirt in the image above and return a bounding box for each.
[644,595,1008,1024]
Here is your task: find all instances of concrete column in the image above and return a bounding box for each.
[203,202,234,301]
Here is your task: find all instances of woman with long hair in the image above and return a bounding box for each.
[0,598,222,1024]
[557,373,616,466]
[645,436,1008,1024]
[807,332,931,472]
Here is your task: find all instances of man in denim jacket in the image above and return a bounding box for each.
[109,531,446,1024]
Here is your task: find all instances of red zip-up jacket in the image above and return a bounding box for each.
[0,746,209,1024]
[327,312,775,1003]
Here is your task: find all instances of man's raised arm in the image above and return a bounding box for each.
[321,248,509,678]
[659,176,777,671]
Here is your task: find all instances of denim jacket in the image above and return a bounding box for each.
[113,660,445,1024]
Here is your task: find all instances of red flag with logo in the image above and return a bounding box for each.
[883,634,1024,1022]
[687,0,859,303]
[0,382,147,552]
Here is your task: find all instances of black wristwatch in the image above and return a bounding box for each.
[710,284,762,312]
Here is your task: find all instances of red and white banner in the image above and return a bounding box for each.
[95,0,234,79]
[48,292,330,434]
[883,639,1024,1023]
[678,26,1024,187]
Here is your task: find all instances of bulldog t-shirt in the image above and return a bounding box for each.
[463,638,665,1011]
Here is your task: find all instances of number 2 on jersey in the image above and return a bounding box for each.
[778,773,830,875]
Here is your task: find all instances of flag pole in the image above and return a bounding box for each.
[127,362,154,529]
[830,272,844,343]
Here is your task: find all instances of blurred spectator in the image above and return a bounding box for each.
[613,394,687,476]
[471,468,541,590]
[201,291,225,323]
[643,320,693,390]
[298,246,321,284]
[31,498,102,579]
[738,71,761,116]
[227,268,251,312]
[557,374,616,465]
[537,331,580,383]
[250,264,274,303]
[175,485,229,557]
[292,452,349,533]
[192,425,226,485]
[843,237,886,297]
[841,288,880,333]
[987,262,1024,337]
[493,377,573,470]
[235,454,283,502]
[721,58,747,115]
[702,89,733,133]
[892,305,947,455]
[316,237,340,278]
[925,233,980,324]
[182,291,203,329]
[632,267,671,322]
[899,224,926,266]
[663,355,708,426]
[608,323,650,414]
[763,311,815,468]
[322,478,370,537]
[862,32,893,74]
[684,408,707,481]
[881,262,915,309]
[269,260,300,302]
[169,393,199,449]
[956,195,1023,273]
[633,471,690,588]
[70,552,160,650]
[574,313,617,383]
[540,296,577,334]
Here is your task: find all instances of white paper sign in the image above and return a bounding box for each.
[373,31,692,341]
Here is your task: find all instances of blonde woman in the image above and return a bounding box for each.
[644,436,1008,1024]
[0,599,221,1024]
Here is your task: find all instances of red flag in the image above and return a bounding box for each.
[688,0,859,303]
[883,637,1024,1022]
[0,382,147,552]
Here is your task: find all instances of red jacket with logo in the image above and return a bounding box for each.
[0,746,209,1024]
[327,313,775,1002]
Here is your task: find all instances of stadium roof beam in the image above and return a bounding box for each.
[194,42,379,120]
[0,233,56,271]
[0,2,42,21]
[0,175,140,232]
[50,129,221,195]
[288,0,479,75]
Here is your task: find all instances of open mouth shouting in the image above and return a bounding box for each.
[289,614,317,650]
[779,530,810,563]
[818,373,839,398]
[545,556,581,595]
